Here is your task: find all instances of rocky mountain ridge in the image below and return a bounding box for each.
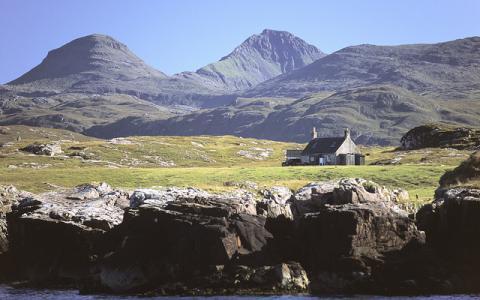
[3,33,480,144]
[191,29,324,91]
[7,30,323,104]
[246,36,480,99]
[86,85,480,145]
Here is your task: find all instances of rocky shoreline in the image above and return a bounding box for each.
[1,178,480,296]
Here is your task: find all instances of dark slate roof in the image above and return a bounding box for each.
[302,137,345,155]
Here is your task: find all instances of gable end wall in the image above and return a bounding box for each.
[335,136,360,155]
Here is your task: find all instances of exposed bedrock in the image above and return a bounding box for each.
[416,186,480,292]
[2,178,478,295]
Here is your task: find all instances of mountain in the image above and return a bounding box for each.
[246,37,480,99]
[86,84,480,144]
[182,29,325,91]
[9,34,168,93]
[6,34,235,108]
[4,33,480,145]
[6,30,324,105]
[2,30,325,132]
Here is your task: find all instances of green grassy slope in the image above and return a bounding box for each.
[0,125,473,206]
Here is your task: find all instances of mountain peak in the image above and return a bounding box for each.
[196,29,325,90]
[10,34,166,87]
[65,34,128,51]
[232,29,322,56]
[260,28,290,35]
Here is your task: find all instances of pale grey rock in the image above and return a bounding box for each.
[130,187,258,215]
[12,184,126,231]
[261,186,292,205]
[67,182,113,200]
[273,262,310,290]
[293,178,409,217]
[129,187,210,209]
[20,143,62,156]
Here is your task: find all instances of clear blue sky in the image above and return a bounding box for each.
[1,0,479,83]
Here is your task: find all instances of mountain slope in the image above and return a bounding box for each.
[246,37,480,99]
[86,85,480,144]
[6,30,324,106]
[9,34,168,93]
[180,29,325,91]
[4,34,480,145]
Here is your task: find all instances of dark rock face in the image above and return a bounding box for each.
[96,188,279,293]
[439,151,480,187]
[2,179,468,295]
[400,124,480,150]
[5,183,126,283]
[292,179,425,293]
[416,186,480,293]
[0,185,33,255]
[417,187,480,252]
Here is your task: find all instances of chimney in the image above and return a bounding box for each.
[311,127,318,139]
[344,128,350,139]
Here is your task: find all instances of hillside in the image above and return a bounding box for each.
[0,125,472,205]
[86,36,480,144]
[2,34,480,144]
[87,85,480,144]
[245,36,480,99]
[0,125,303,170]
[1,30,326,131]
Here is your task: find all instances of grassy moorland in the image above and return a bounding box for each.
[0,125,473,206]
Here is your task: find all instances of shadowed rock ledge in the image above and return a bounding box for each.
[0,178,479,295]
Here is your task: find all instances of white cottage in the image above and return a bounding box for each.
[283,128,364,166]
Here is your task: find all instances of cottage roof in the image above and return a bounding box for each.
[302,137,345,155]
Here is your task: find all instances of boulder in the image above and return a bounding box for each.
[20,143,62,156]
[0,185,33,254]
[66,182,114,200]
[129,187,210,208]
[417,187,480,253]
[273,262,310,290]
[6,184,126,283]
[292,178,408,216]
[97,192,274,293]
[439,151,480,187]
[261,186,292,205]
[293,179,425,293]
[400,123,480,150]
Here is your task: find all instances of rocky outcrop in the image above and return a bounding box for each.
[20,142,62,156]
[292,179,426,293]
[415,186,480,293]
[400,124,480,150]
[439,151,480,187]
[5,183,126,283]
[417,187,480,250]
[0,185,34,254]
[0,179,454,295]
[94,186,291,293]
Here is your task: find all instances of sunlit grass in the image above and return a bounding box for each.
[0,164,451,205]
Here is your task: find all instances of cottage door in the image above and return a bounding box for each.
[319,157,325,165]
